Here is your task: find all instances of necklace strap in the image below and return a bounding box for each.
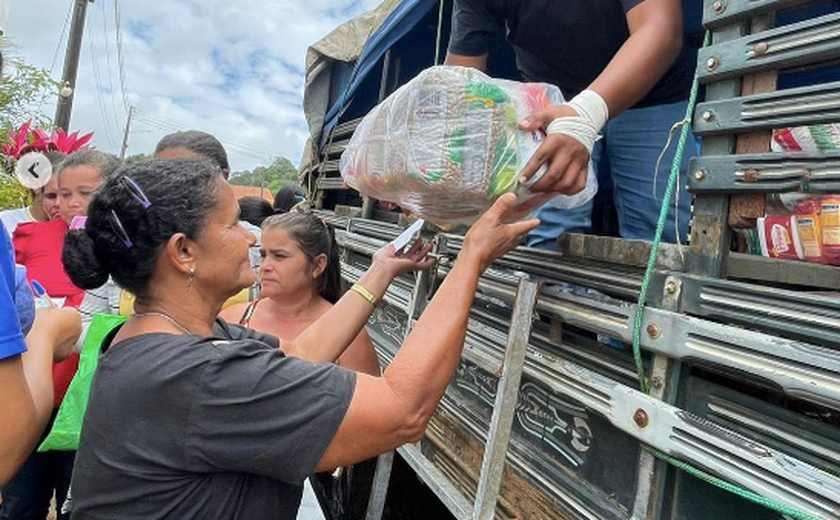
[132,312,193,335]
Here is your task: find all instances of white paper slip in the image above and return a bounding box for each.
[390,219,425,253]
[34,296,66,309]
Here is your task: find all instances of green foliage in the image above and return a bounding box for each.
[0,172,30,211]
[0,58,60,133]
[0,56,59,210]
[125,153,152,164]
[229,157,300,194]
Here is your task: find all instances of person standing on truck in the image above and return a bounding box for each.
[446,0,701,249]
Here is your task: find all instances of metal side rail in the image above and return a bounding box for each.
[702,0,818,29]
[313,210,350,230]
[725,252,840,290]
[343,231,387,257]
[650,272,840,348]
[439,236,645,299]
[369,279,542,520]
[693,79,840,136]
[441,265,840,411]
[370,298,840,519]
[316,175,345,190]
[689,149,840,193]
[697,12,840,83]
[431,396,626,520]
[556,233,687,271]
[341,263,413,312]
[473,278,540,520]
[348,218,404,242]
[456,328,840,518]
[398,443,475,519]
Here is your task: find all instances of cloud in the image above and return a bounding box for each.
[4,0,381,171]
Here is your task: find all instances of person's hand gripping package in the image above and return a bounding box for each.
[517,90,609,195]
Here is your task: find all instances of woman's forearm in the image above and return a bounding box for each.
[283,261,395,362]
[381,252,482,421]
[0,330,57,486]
[0,356,39,486]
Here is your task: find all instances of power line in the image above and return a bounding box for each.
[39,0,73,115]
[133,109,279,159]
[48,1,74,77]
[113,0,129,110]
[100,0,125,121]
[86,14,119,151]
[132,115,272,163]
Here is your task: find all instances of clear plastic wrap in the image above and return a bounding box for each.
[340,66,597,225]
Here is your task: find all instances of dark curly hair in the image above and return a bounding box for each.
[62,158,223,296]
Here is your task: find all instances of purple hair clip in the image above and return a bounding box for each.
[121,176,152,209]
[109,209,133,248]
[69,216,87,230]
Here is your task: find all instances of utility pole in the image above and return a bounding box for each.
[54,0,91,131]
[119,105,134,160]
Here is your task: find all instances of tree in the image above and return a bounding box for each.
[229,157,300,194]
[0,57,60,132]
[0,171,29,211]
[0,57,58,210]
[125,153,152,164]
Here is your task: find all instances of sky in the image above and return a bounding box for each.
[3,0,381,172]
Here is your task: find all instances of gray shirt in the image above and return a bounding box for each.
[71,320,356,520]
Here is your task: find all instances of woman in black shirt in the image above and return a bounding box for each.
[62,158,537,519]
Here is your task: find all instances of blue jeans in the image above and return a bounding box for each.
[526,100,697,249]
[0,413,75,520]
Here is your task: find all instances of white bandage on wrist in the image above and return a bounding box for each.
[545,90,610,154]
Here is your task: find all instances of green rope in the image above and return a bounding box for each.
[630,27,707,391]
[644,446,822,520]
[434,0,445,65]
[630,31,824,520]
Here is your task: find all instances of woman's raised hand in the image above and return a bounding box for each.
[372,238,436,278]
[460,193,540,272]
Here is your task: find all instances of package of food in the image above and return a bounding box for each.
[764,193,810,216]
[340,66,597,225]
[819,195,840,265]
[794,199,825,263]
[757,215,803,260]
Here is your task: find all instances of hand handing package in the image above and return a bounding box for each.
[340,66,597,225]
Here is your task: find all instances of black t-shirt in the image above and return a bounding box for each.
[71,319,356,520]
[448,0,693,108]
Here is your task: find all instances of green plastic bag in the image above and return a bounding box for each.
[39,314,126,452]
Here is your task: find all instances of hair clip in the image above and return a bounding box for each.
[109,209,133,248]
[69,216,87,230]
[120,176,152,209]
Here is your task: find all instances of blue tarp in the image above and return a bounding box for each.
[320,0,437,145]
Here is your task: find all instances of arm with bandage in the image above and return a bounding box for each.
[517,0,683,194]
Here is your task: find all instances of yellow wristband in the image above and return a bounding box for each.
[350,283,378,307]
